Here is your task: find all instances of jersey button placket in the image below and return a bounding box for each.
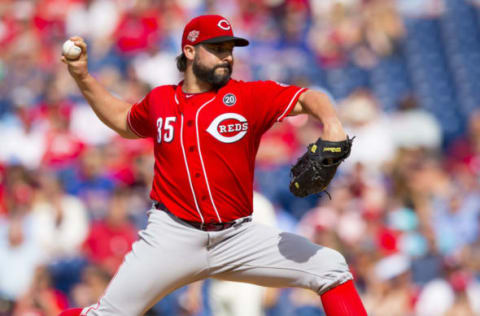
[184,113,208,218]
[181,110,203,220]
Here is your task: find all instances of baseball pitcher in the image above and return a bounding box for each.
[59,15,367,316]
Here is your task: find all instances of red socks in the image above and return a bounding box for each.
[320,280,367,316]
[58,308,83,316]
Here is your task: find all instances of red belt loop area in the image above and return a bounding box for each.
[152,201,251,231]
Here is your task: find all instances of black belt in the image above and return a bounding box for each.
[153,201,252,231]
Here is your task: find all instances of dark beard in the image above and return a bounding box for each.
[192,57,232,89]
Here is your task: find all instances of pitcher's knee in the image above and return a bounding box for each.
[326,248,349,271]
[306,248,353,295]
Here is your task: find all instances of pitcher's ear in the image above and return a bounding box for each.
[184,45,196,61]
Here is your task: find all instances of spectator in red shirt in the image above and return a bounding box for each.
[40,85,85,170]
[112,0,162,55]
[82,188,137,275]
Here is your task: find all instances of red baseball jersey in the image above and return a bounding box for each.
[128,79,307,223]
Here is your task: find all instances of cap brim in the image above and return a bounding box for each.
[201,36,249,47]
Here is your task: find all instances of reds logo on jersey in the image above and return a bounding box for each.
[206,113,248,143]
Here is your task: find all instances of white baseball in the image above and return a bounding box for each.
[62,40,82,60]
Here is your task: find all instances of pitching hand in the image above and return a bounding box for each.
[61,36,89,81]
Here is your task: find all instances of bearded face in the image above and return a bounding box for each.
[191,43,234,89]
[192,55,232,89]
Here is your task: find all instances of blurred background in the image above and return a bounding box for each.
[1,0,480,315]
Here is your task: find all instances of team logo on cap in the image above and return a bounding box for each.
[223,93,236,106]
[217,19,231,31]
[187,30,200,42]
[206,113,248,143]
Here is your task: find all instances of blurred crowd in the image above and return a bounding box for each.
[1,0,480,315]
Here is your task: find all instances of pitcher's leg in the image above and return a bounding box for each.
[208,222,366,315]
[320,279,367,316]
[209,223,352,294]
[80,210,209,316]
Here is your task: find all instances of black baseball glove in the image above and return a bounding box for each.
[289,136,354,197]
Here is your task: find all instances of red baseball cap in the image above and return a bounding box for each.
[181,15,249,50]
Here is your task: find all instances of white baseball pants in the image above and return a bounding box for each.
[81,209,352,316]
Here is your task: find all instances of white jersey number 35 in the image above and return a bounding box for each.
[156,117,176,143]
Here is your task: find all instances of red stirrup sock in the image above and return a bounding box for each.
[320,280,367,316]
[58,308,83,316]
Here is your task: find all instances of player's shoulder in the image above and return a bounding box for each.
[142,85,177,104]
[228,79,263,86]
[224,80,296,98]
[232,79,292,88]
[226,79,275,89]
